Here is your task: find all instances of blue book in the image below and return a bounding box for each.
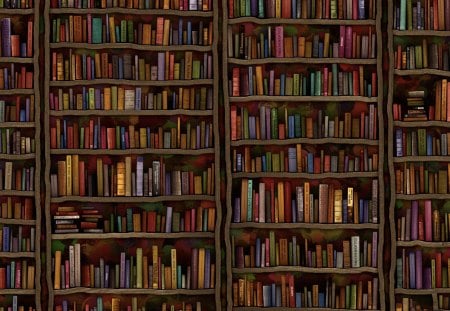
[280,74,286,96]
[118,58,123,79]
[147,127,151,148]
[187,21,192,45]
[233,197,241,222]
[275,285,281,306]
[271,283,276,307]
[318,42,324,58]
[20,42,26,57]
[319,293,325,307]
[291,0,296,18]
[264,39,269,58]
[409,251,416,288]
[307,153,314,173]
[255,238,261,267]
[3,68,8,89]
[204,249,210,288]
[249,116,256,139]
[343,199,348,223]
[427,134,433,155]
[62,119,67,148]
[3,226,9,251]
[62,300,68,311]
[248,67,254,96]
[295,292,302,307]
[358,0,365,19]
[262,155,266,172]
[115,26,120,43]
[12,295,17,311]
[178,19,183,45]
[25,98,30,121]
[359,199,365,223]
[288,115,295,138]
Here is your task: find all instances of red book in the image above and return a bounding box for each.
[89,119,94,149]
[67,126,74,149]
[352,0,358,19]
[371,72,377,97]
[51,128,57,149]
[434,0,439,30]
[324,155,331,172]
[107,128,115,149]
[147,211,156,232]
[14,261,21,288]
[0,267,5,288]
[325,0,330,18]
[52,52,57,81]
[284,181,292,223]
[10,35,19,57]
[288,274,295,307]
[278,124,285,139]
[228,0,234,17]
[87,56,92,80]
[353,70,359,96]
[81,265,90,287]
[25,72,33,89]
[100,126,107,149]
[339,26,345,58]
[345,26,352,58]
[436,252,442,288]
[191,207,196,232]
[314,157,321,174]
[424,200,432,241]
[79,161,85,196]
[184,209,191,232]
[281,0,291,18]
[87,14,92,44]
[27,21,33,57]
[24,198,33,220]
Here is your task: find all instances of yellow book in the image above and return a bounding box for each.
[116,161,125,196]
[323,33,330,58]
[136,248,143,288]
[171,248,177,289]
[125,156,132,196]
[72,154,79,196]
[27,265,35,289]
[334,189,343,223]
[118,87,125,110]
[277,181,284,222]
[163,19,170,46]
[275,0,281,17]
[255,66,263,95]
[66,155,72,196]
[152,245,159,289]
[88,88,95,110]
[194,176,202,194]
[104,87,111,110]
[96,158,103,196]
[139,128,147,148]
[142,24,151,45]
[442,79,448,121]
[54,251,62,289]
[198,248,205,289]
[109,16,116,43]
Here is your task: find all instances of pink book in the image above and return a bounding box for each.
[269,70,275,95]
[352,0,358,19]
[87,14,92,44]
[424,200,432,242]
[274,26,284,58]
[323,67,328,96]
[339,25,345,58]
[415,249,422,289]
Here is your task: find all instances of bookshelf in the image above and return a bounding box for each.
[43,1,221,311]
[222,0,385,310]
[387,1,450,310]
[0,1,41,311]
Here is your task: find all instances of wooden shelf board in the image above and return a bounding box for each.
[0,190,34,197]
[50,42,212,52]
[49,8,213,17]
[393,30,450,36]
[50,109,213,117]
[229,95,378,103]
[50,148,214,156]
[232,308,380,311]
[53,288,215,295]
[232,266,378,274]
[230,222,379,230]
[0,218,35,225]
[0,8,34,14]
[395,288,450,295]
[227,17,376,25]
[232,171,378,179]
[393,156,450,162]
[50,195,215,203]
[0,122,35,128]
[394,68,450,77]
[231,138,379,146]
[52,232,215,240]
[0,289,35,295]
[396,241,450,248]
[228,57,377,65]
[49,79,213,87]
[396,194,450,200]
[0,251,35,258]
[0,89,34,95]
[0,154,35,160]
[0,57,33,63]
[394,120,450,128]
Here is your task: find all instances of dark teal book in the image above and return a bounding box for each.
[92,17,102,44]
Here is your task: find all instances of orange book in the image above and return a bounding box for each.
[54,251,62,289]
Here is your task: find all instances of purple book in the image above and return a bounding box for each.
[424,267,431,289]
[425,200,432,241]
[233,197,241,222]
[2,18,11,57]
[411,201,419,240]
[372,231,378,268]
[415,250,422,289]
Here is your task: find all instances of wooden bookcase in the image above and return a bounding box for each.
[43,2,221,311]
[0,1,41,311]
[387,1,450,310]
[222,0,385,310]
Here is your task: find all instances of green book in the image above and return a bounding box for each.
[172,212,180,232]
[192,60,201,79]
[258,0,265,18]
[350,284,357,309]
[417,128,426,156]
[332,64,338,95]
[120,20,127,43]
[407,0,413,30]
[240,0,246,17]
[315,71,321,96]
[432,259,436,288]
[330,0,337,18]
[345,284,351,309]
[242,107,249,139]
[127,20,134,43]
[92,17,103,44]
[294,114,301,137]
[269,231,276,266]
[271,107,278,139]
[415,45,423,69]
[136,248,143,288]
[80,127,85,149]
[110,213,115,233]
[310,72,315,96]
[245,0,250,17]
[1,130,6,154]
[272,153,280,172]
[400,0,406,30]
[115,264,120,288]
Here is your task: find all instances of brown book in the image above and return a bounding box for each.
[279,239,288,266]
[343,240,351,268]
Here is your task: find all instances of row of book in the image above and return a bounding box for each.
[53,246,214,290]
[233,231,378,269]
[51,16,213,46]
[232,276,379,309]
[394,41,450,71]
[231,105,378,141]
[55,298,202,311]
[0,260,35,289]
[0,129,34,155]
[0,0,33,8]
[0,97,35,122]
[53,205,215,233]
[228,25,375,60]
[233,179,379,224]
[230,65,377,97]
[393,82,450,122]
[0,225,35,252]
[0,162,34,191]
[396,200,450,242]
[51,118,213,150]
[233,145,378,173]
[228,0,375,20]
[52,51,213,82]
[0,65,33,89]
[394,162,450,195]
[0,19,33,58]
[395,128,450,157]
[51,156,215,197]
[0,197,34,220]
[396,297,429,311]
[51,0,212,11]
[49,86,213,111]
[393,0,450,31]
[396,249,450,289]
